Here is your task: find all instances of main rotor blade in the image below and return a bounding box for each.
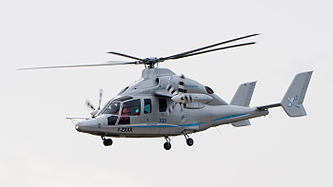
[162,33,259,60]
[107,51,144,61]
[17,61,138,70]
[170,42,256,60]
[106,60,141,65]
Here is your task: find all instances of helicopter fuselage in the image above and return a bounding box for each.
[76,105,268,138]
[75,68,269,138]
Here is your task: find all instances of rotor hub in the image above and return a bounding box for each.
[143,57,164,68]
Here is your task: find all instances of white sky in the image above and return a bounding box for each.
[1,0,332,186]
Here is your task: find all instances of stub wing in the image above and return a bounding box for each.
[232,119,251,127]
[154,89,172,98]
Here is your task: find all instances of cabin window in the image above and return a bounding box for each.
[122,99,140,116]
[107,116,118,125]
[159,98,167,112]
[144,99,152,114]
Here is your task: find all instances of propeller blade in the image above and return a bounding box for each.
[167,102,176,115]
[181,114,185,122]
[165,74,188,119]
[107,51,144,61]
[162,33,259,60]
[180,103,185,122]
[17,61,138,70]
[170,42,256,60]
[98,89,103,110]
[178,74,187,94]
[85,100,96,111]
[166,84,178,96]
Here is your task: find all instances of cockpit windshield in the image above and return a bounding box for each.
[101,102,120,115]
[99,96,133,116]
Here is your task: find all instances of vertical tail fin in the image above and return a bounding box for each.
[281,71,313,117]
[230,81,256,127]
[231,81,256,106]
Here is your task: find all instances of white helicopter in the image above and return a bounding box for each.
[18,34,313,150]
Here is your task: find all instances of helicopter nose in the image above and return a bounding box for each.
[75,123,81,132]
[75,120,94,132]
[75,118,103,133]
[75,122,84,132]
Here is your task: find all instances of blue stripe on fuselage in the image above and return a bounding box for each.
[184,84,199,88]
[211,114,246,122]
[131,122,203,128]
[127,114,246,128]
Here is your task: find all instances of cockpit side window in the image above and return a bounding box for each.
[122,99,141,116]
[107,116,118,125]
[144,99,152,114]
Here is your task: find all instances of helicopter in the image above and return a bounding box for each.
[18,34,313,150]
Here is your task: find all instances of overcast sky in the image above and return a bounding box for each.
[1,0,332,186]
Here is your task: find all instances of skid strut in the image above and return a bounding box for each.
[182,132,194,146]
[163,136,171,150]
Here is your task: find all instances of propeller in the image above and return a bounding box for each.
[17,34,259,70]
[85,89,103,118]
[166,74,187,121]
